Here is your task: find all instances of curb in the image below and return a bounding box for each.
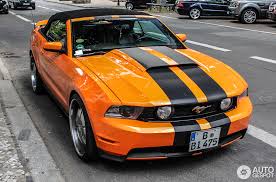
[44,0,125,9]
[0,57,65,182]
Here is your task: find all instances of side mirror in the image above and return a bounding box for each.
[35,19,48,27]
[176,34,187,42]
[43,42,63,52]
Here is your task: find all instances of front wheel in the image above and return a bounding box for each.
[31,5,35,10]
[126,3,134,10]
[240,9,257,24]
[189,8,201,20]
[69,94,98,162]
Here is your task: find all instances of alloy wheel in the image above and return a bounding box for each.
[126,3,134,10]
[69,99,87,157]
[190,8,201,20]
[243,10,257,24]
[31,64,37,92]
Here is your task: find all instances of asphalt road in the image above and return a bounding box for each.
[0,1,276,181]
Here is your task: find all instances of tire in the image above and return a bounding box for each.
[189,8,201,20]
[240,8,257,24]
[4,10,9,14]
[30,56,44,94]
[69,94,98,162]
[126,3,134,10]
[32,5,35,10]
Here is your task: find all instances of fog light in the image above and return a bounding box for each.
[220,98,232,111]
[156,106,173,120]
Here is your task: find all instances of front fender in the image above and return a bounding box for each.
[240,3,261,16]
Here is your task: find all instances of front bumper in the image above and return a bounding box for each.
[268,12,276,21]
[175,7,188,15]
[229,7,240,18]
[92,97,252,161]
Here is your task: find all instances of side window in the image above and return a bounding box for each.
[135,20,171,43]
[138,20,163,35]
[46,20,66,43]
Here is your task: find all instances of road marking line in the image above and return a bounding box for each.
[186,40,232,52]
[37,5,61,12]
[152,14,276,35]
[16,15,31,22]
[250,56,276,64]
[248,125,276,149]
[9,11,32,22]
[152,14,178,19]
[194,21,276,36]
[9,11,16,15]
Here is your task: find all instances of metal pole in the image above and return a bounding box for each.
[117,0,120,6]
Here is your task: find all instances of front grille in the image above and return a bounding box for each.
[138,98,237,122]
[127,129,246,158]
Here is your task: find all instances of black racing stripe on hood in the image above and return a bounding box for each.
[171,120,200,146]
[179,66,227,102]
[150,46,196,65]
[206,113,231,138]
[119,47,168,69]
[147,67,198,105]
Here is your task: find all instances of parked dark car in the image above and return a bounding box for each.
[229,0,275,24]
[175,0,231,19]
[268,1,276,21]
[8,0,35,10]
[0,0,8,14]
[126,0,154,10]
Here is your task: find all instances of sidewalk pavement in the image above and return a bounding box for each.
[0,57,65,182]
[0,106,28,182]
[45,0,126,8]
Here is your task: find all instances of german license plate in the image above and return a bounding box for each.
[189,128,221,152]
[23,3,30,5]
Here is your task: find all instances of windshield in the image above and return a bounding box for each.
[72,18,185,57]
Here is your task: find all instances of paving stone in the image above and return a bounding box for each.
[0,107,28,182]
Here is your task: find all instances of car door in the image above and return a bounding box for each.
[202,0,229,15]
[39,20,72,108]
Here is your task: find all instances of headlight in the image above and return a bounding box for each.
[156,106,173,120]
[220,98,233,111]
[105,106,143,119]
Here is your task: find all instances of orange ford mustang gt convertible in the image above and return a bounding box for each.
[30,8,252,162]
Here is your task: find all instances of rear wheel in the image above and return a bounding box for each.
[126,3,134,10]
[240,9,257,24]
[189,8,201,20]
[32,5,35,10]
[69,94,98,162]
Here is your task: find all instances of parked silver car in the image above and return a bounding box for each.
[229,0,275,24]
[268,1,276,21]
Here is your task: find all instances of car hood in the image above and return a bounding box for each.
[77,46,247,106]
